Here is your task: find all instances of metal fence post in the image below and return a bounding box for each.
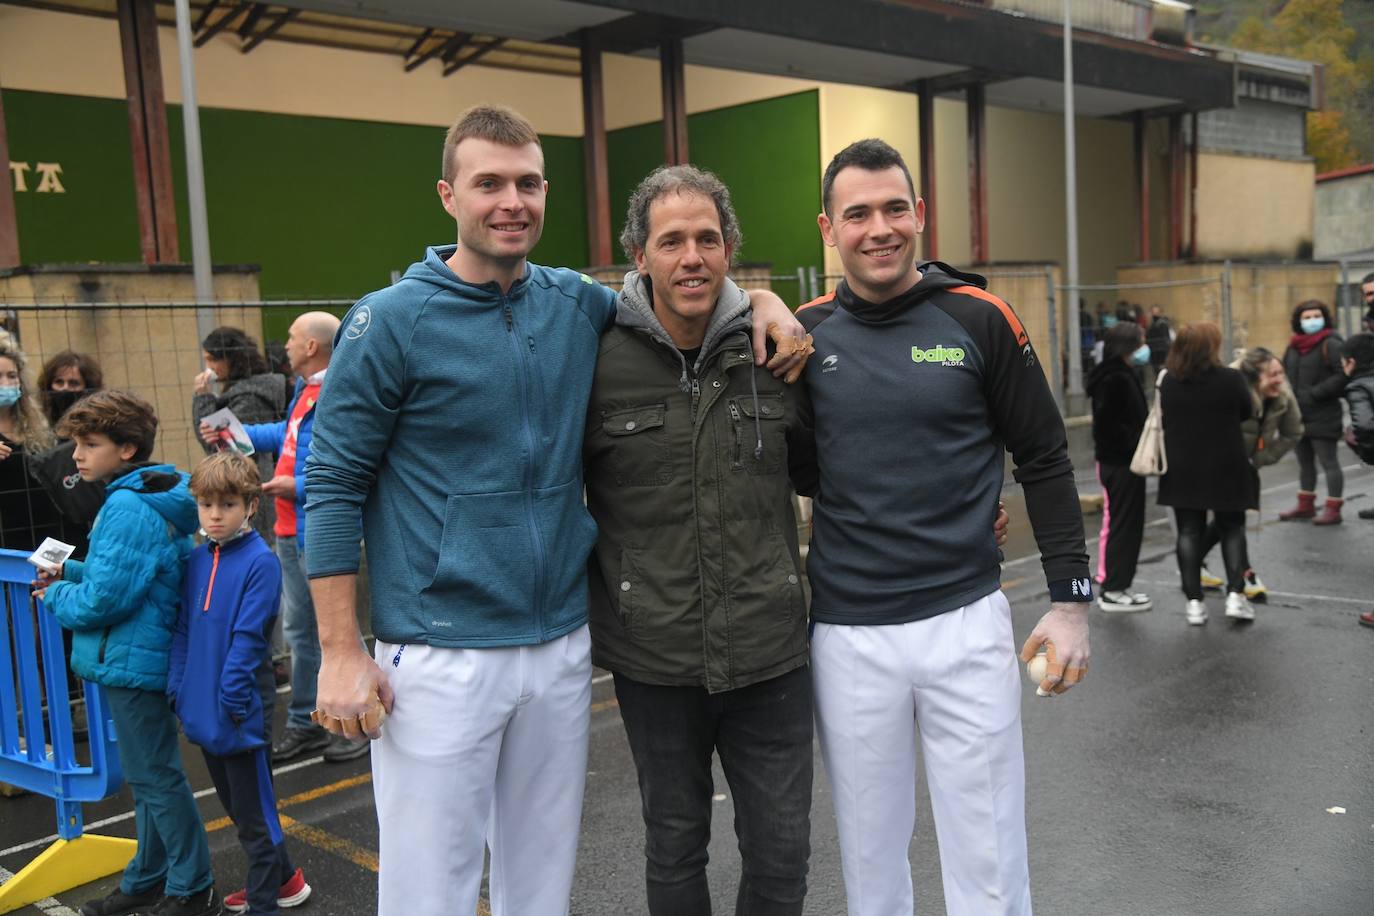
[1046,265,1062,411]
[1221,259,1233,358]
[795,266,807,308]
[808,265,820,302]
[1339,259,1351,337]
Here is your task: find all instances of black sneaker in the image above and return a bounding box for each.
[1359,507,1374,520]
[80,887,161,916]
[147,886,220,916]
[322,732,371,763]
[271,725,331,763]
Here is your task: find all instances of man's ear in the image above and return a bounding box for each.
[818,212,837,248]
[633,247,648,273]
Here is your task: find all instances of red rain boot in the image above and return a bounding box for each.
[1278,490,1316,521]
[1312,498,1344,526]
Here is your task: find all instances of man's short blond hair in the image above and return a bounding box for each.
[190,451,262,504]
[442,105,542,184]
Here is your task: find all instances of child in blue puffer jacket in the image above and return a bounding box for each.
[38,390,217,916]
[169,452,310,916]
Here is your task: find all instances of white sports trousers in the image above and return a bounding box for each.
[370,626,592,916]
[811,591,1032,916]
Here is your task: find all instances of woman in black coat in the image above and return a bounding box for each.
[1086,322,1152,612]
[1279,300,1346,524]
[1158,322,1255,626]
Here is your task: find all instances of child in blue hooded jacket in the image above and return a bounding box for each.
[38,390,217,916]
[169,452,310,915]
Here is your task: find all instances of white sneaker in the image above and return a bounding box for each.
[1098,590,1154,613]
[1185,599,1208,626]
[1243,572,1267,601]
[1199,566,1224,590]
[1225,591,1256,622]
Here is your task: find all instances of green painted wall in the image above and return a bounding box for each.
[607,90,823,285]
[5,87,821,316]
[4,89,589,304]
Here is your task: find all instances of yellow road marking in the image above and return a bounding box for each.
[278,814,378,872]
[591,698,619,714]
[202,770,494,915]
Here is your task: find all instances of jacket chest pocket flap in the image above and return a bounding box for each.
[602,403,671,486]
[730,393,785,474]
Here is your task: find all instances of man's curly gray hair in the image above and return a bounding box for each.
[619,164,743,263]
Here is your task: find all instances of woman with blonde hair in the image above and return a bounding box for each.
[0,338,64,549]
[1157,322,1256,626]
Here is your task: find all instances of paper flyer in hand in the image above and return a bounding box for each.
[201,407,255,456]
[28,537,76,574]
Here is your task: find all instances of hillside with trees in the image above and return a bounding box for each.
[1194,0,1374,171]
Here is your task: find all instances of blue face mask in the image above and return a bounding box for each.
[0,386,21,408]
[1131,344,1152,366]
[1101,315,1118,329]
[1299,316,1325,335]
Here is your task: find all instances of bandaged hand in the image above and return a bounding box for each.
[1019,602,1090,696]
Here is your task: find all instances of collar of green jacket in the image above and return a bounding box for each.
[616,271,752,383]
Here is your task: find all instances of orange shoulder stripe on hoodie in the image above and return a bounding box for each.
[798,292,835,313]
[948,285,1030,349]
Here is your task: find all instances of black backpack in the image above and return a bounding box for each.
[25,439,106,525]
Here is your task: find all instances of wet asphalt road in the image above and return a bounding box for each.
[2,452,1371,916]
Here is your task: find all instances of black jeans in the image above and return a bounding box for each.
[1097,461,1146,591]
[1175,508,1246,600]
[613,666,813,916]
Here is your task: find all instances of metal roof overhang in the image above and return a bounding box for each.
[275,0,1237,116]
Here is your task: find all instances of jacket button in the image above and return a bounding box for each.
[625,420,636,431]
[712,380,721,388]
[761,405,772,415]
[787,574,799,585]
[621,581,631,591]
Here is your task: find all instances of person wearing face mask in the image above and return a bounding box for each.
[37,350,103,427]
[1086,322,1153,612]
[0,339,64,550]
[1198,347,1304,599]
[1279,301,1347,525]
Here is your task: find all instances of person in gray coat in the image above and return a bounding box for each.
[191,326,286,543]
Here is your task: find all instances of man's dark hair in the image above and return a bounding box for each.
[1341,333,1374,374]
[56,389,159,461]
[620,164,742,263]
[1360,272,1374,286]
[821,138,916,216]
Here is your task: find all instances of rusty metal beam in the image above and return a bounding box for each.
[443,38,507,76]
[580,31,613,267]
[0,87,20,269]
[242,7,298,53]
[917,80,938,262]
[1167,112,1184,260]
[118,0,179,263]
[660,38,688,165]
[966,84,988,264]
[1133,111,1149,262]
[1188,111,1199,259]
[403,26,433,59]
[192,0,222,33]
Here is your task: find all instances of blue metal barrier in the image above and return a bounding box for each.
[0,548,136,913]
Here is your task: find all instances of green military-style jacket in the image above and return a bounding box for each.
[582,274,815,693]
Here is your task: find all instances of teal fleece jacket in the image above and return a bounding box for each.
[47,464,198,691]
[305,246,616,647]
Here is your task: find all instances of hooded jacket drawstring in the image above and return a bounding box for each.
[202,544,221,613]
[746,337,764,461]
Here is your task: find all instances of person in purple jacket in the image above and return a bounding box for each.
[169,452,311,915]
